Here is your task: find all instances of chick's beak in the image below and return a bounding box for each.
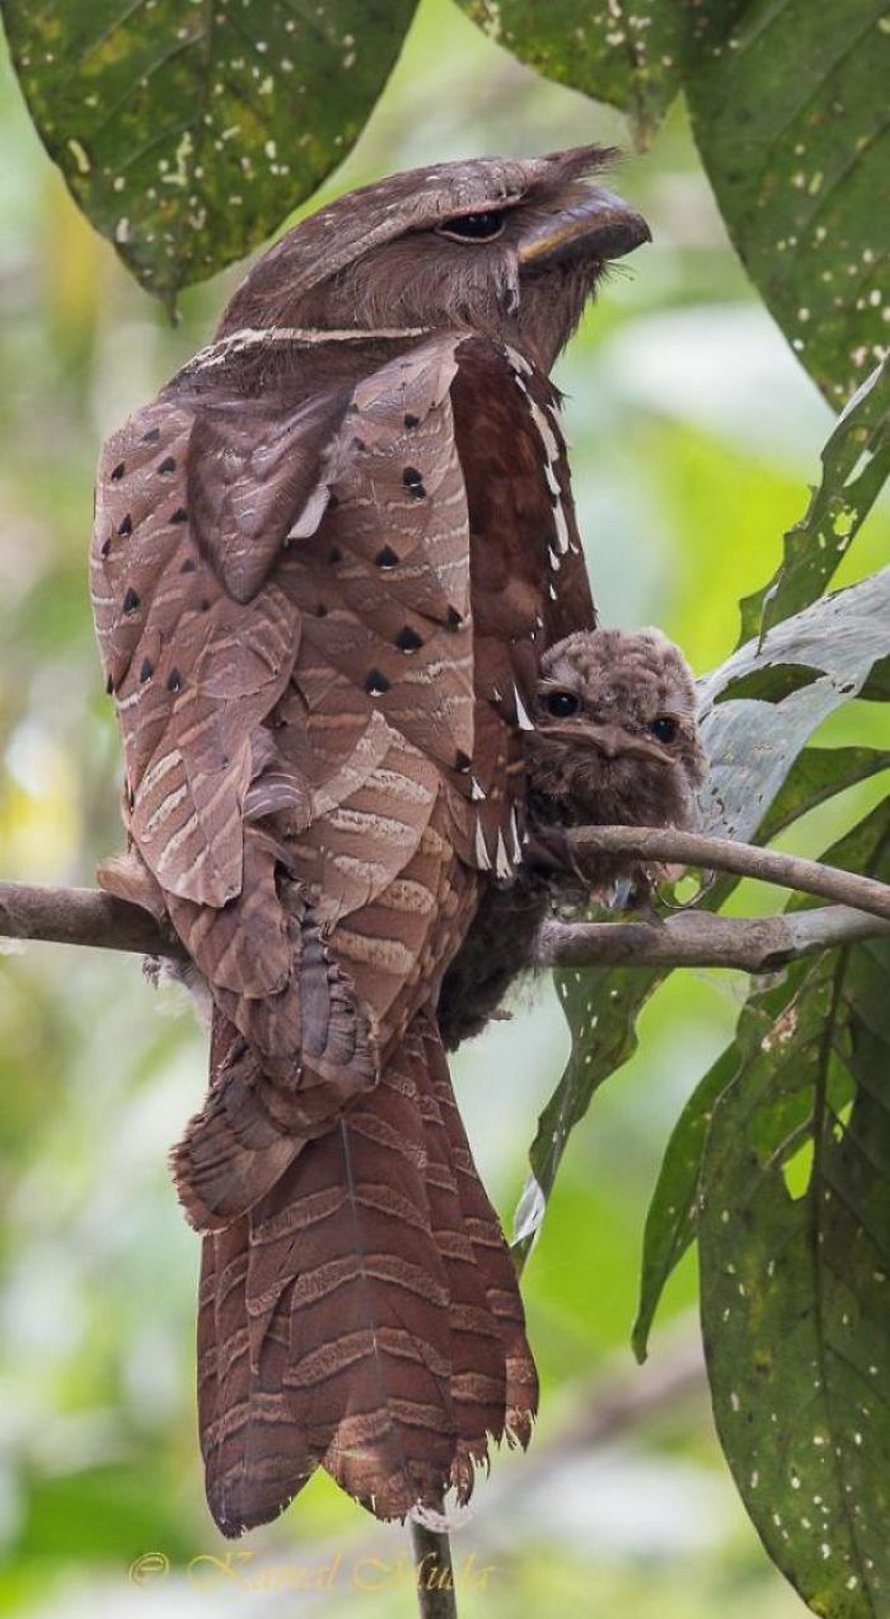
[518,186,651,267]
[534,718,668,765]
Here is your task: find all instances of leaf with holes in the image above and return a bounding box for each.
[458,0,743,143]
[738,358,890,648]
[698,800,890,1617]
[686,0,889,407]
[0,0,418,305]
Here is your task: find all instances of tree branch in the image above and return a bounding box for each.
[565,825,890,921]
[3,834,890,981]
[537,905,890,973]
[0,881,180,958]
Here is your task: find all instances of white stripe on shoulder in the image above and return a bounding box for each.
[186,324,432,374]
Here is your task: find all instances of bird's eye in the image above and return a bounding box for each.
[651,715,679,744]
[437,211,506,243]
[544,690,580,718]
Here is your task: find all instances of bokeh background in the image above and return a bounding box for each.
[1,2,887,1615]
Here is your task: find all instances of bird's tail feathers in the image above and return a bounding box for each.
[196,1009,537,1534]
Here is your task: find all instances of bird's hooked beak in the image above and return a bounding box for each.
[517,186,651,267]
[534,718,670,766]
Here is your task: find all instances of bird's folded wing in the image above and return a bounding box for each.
[91,331,564,1091]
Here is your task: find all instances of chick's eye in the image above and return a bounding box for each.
[544,690,579,718]
[651,715,678,744]
[437,210,506,243]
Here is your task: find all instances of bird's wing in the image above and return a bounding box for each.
[90,363,381,1160]
[92,396,306,920]
[89,337,483,1212]
[93,330,592,1229]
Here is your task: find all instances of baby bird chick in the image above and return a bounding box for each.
[437,627,706,1049]
[525,625,705,893]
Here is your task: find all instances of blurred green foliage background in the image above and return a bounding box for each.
[0,2,886,1615]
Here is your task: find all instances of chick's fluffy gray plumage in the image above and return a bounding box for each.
[437,627,706,1048]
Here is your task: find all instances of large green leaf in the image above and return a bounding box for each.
[460,0,889,404]
[687,0,890,407]
[0,0,417,304]
[758,747,890,848]
[862,656,890,702]
[698,802,890,1617]
[458,0,742,143]
[738,358,890,647]
[631,743,890,1363]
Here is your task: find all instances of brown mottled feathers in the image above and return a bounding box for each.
[197,1009,536,1531]
[90,147,650,1534]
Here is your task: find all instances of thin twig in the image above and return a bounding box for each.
[566,825,890,921]
[410,1519,458,1619]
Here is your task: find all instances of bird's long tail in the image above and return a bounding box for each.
[195,1009,537,1534]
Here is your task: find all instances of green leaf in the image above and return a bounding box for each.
[631,743,889,1361]
[738,358,890,647]
[861,655,890,702]
[513,965,661,1267]
[632,1043,739,1363]
[687,0,890,407]
[699,569,890,843]
[0,0,418,304]
[758,746,890,847]
[457,0,744,144]
[699,802,890,1617]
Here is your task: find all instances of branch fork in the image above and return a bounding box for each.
[1,824,888,973]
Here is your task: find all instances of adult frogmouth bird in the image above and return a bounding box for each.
[90,149,649,1535]
[438,627,706,1048]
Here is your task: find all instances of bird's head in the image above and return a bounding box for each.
[527,627,706,830]
[216,147,650,372]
